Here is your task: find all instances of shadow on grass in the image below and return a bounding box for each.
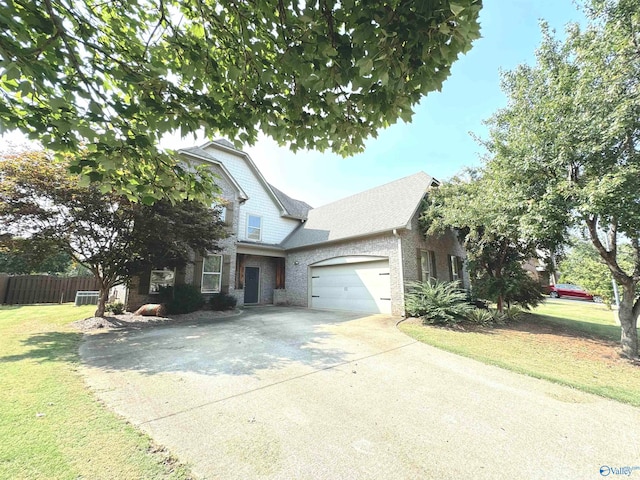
[518,313,622,343]
[0,305,24,311]
[0,331,82,364]
[408,313,624,344]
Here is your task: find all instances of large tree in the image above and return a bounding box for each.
[0,237,74,274]
[0,150,227,316]
[422,169,544,312]
[0,0,482,203]
[481,0,640,357]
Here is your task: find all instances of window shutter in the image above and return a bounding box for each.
[221,254,231,293]
[236,254,246,289]
[417,249,423,282]
[275,257,285,289]
[430,251,438,282]
[175,265,186,285]
[448,256,454,281]
[457,257,464,286]
[137,268,151,294]
[193,254,204,289]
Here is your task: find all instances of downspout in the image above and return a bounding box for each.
[393,229,406,317]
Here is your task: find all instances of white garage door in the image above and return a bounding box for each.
[310,260,391,314]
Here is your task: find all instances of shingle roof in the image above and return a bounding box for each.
[282,172,435,250]
[211,138,236,149]
[268,184,312,220]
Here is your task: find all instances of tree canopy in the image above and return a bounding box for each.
[0,0,482,202]
[479,0,640,357]
[0,237,75,275]
[0,150,227,315]
[422,169,544,312]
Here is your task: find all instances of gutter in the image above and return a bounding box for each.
[284,226,407,252]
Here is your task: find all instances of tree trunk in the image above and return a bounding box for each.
[497,295,504,313]
[618,284,638,359]
[94,286,109,317]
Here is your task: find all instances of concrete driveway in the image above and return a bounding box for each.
[80,307,640,479]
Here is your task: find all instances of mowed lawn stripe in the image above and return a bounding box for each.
[399,301,640,406]
[0,304,192,480]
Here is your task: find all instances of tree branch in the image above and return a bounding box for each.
[586,215,630,284]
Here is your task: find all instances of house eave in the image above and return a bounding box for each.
[284,227,409,252]
[237,241,286,258]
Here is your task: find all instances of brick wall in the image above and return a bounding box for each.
[126,162,241,312]
[284,233,401,314]
[400,215,469,287]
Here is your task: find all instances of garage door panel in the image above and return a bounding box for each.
[310,260,391,314]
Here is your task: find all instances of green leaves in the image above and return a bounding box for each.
[0,0,482,203]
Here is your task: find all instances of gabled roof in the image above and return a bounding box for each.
[268,184,312,220]
[179,141,310,219]
[179,146,249,201]
[282,172,437,250]
[211,138,235,149]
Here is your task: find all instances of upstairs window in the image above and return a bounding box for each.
[202,255,223,293]
[247,214,262,241]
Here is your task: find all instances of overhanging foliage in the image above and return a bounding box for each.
[0,0,482,202]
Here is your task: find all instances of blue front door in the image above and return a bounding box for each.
[244,267,260,304]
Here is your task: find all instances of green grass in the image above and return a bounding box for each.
[399,300,640,406]
[532,300,622,341]
[0,304,192,480]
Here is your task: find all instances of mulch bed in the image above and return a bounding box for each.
[72,309,241,332]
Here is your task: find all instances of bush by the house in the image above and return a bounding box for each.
[465,305,525,327]
[158,284,205,314]
[405,281,473,326]
[210,293,237,311]
[105,301,125,315]
[465,308,495,326]
[505,306,524,321]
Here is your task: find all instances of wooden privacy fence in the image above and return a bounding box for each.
[0,275,100,305]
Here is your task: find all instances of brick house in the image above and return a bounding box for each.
[127,140,467,316]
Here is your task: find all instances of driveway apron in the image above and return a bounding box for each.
[79,307,640,479]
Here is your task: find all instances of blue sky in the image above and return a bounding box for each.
[238,0,588,207]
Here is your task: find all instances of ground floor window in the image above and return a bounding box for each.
[202,255,223,293]
[448,255,463,284]
[420,250,437,284]
[149,268,175,294]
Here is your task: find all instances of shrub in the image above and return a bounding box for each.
[405,281,474,326]
[210,293,237,311]
[105,301,125,315]
[505,306,524,321]
[158,284,205,314]
[465,308,495,326]
[490,309,508,326]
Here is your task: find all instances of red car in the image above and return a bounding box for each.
[548,284,602,302]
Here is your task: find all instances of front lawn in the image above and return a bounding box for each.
[0,304,192,480]
[399,299,640,406]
